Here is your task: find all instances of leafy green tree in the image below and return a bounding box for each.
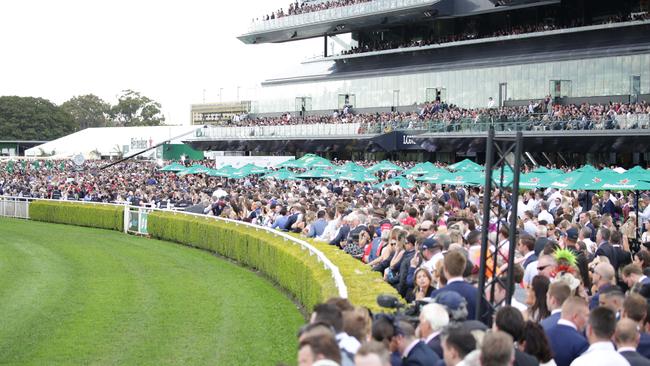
[0,96,75,140]
[110,90,165,126]
[61,94,111,130]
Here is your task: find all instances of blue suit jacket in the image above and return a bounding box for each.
[540,312,561,332]
[431,281,490,323]
[638,332,650,359]
[403,341,440,366]
[545,324,588,366]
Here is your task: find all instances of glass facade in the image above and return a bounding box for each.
[254,53,650,113]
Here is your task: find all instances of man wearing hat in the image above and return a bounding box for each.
[564,227,591,290]
[419,237,443,275]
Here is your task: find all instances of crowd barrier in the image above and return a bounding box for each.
[0,196,400,312]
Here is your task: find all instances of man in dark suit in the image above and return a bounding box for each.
[622,264,650,302]
[418,303,449,359]
[328,217,350,247]
[541,281,572,331]
[430,250,491,323]
[493,306,539,366]
[595,228,619,272]
[545,296,590,366]
[617,318,650,365]
[395,320,440,366]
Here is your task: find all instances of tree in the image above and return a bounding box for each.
[110,90,165,126]
[61,94,111,131]
[0,96,75,140]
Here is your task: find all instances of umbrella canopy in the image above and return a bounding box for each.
[448,159,484,172]
[276,159,305,168]
[519,172,559,189]
[159,162,186,172]
[628,166,649,174]
[261,169,298,181]
[237,163,268,174]
[208,165,237,177]
[334,162,365,173]
[403,162,446,176]
[548,170,611,190]
[300,155,334,169]
[416,171,450,183]
[373,176,415,189]
[337,171,378,182]
[587,173,650,191]
[297,168,337,179]
[439,172,487,186]
[531,166,553,174]
[178,164,211,175]
[574,164,598,173]
[366,160,403,173]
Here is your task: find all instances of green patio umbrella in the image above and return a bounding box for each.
[208,165,236,177]
[416,171,450,183]
[519,172,560,189]
[448,159,484,172]
[337,171,379,183]
[297,168,337,179]
[237,163,268,174]
[531,166,553,174]
[299,155,334,169]
[574,164,598,173]
[373,176,415,189]
[627,166,649,174]
[178,164,211,175]
[549,169,610,190]
[587,173,650,191]
[261,169,298,181]
[334,162,365,173]
[403,162,446,176]
[366,160,404,173]
[276,159,305,168]
[439,172,487,186]
[159,162,186,172]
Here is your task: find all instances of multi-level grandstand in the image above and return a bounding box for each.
[182,0,650,166]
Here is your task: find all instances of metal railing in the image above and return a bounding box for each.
[0,196,348,299]
[187,113,650,140]
[247,0,435,33]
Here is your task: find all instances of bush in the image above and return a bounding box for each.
[147,211,339,312]
[30,201,123,232]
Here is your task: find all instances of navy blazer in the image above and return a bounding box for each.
[523,253,538,269]
[431,280,490,323]
[637,332,650,359]
[426,335,443,359]
[540,312,561,332]
[545,324,589,366]
[403,340,440,366]
[620,350,650,366]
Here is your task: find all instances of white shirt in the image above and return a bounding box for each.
[212,188,227,198]
[538,210,554,224]
[522,255,538,285]
[570,341,630,366]
[336,332,360,354]
[512,298,528,313]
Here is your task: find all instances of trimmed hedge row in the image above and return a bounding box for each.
[30,201,124,232]
[292,234,401,313]
[147,211,339,312]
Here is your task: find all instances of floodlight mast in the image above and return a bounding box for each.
[99,126,209,170]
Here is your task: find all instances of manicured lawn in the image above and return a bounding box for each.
[0,218,303,365]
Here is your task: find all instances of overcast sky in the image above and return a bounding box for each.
[0,0,321,125]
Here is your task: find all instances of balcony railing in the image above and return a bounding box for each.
[247,0,435,33]
[189,113,650,140]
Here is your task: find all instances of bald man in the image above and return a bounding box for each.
[545,297,590,366]
[590,262,616,310]
[616,319,650,366]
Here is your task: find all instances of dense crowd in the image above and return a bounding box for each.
[340,13,650,56]
[218,101,650,133]
[3,157,650,366]
[258,0,372,21]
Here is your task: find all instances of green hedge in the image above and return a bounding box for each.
[30,201,124,232]
[147,211,339,312]
[292,234,401,313]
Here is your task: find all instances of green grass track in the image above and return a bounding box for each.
[0,218,304,365]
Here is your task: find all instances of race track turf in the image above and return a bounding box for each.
[0,218,304,365]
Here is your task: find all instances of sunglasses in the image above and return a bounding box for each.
[419,228,430,232]
[537,265,550,271]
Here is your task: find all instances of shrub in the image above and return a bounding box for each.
[30,201,123,231]
[147,211,339,312]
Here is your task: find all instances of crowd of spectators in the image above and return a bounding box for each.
[2,156,650,365]
[258,0,372,21]
[217,101,650,133]
[340,12,650,57]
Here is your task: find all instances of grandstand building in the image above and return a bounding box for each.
[240,0,650,114]
[185,0,650,166]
